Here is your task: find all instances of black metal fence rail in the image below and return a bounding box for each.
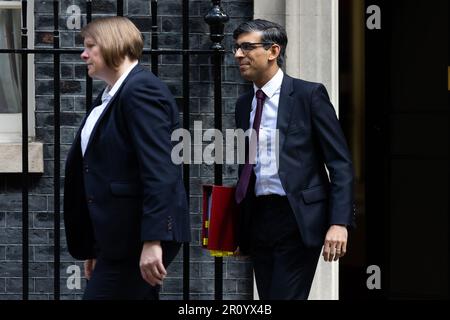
[181,0,191,301]
[52,0,61,300]
[21,0,29,301]
[0,0,229,300]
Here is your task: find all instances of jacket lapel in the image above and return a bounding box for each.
[239,91,254,132]
[66,91,103,165]
[276,74,294,152]
[83,64,143,157]
[73,93,102,144]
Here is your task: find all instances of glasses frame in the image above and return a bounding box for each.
[232,42,275,55]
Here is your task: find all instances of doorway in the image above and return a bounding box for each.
[339,0,448,299]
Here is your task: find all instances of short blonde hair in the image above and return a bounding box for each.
[80,17,143,69]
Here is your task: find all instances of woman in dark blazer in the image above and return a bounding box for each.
[63,17,190,300]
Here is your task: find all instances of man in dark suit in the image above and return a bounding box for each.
[63,17,190,299]
[233,19,355,300]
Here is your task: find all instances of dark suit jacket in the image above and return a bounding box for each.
[235,74,355,253]
[64,64,190,260]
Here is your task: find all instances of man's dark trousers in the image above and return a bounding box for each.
[251,195,322,300]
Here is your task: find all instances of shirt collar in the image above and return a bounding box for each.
[253,68,284,100]
[102,60,139,103]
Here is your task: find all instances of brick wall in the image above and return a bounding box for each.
[0,0,253,300]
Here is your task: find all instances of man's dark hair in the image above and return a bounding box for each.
[233,19,288,68]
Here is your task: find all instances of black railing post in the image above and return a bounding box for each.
[52,0,61,300]
[204,0,229,301]
[85,0,92,111]
[20,0,29,301]
[151,0,158,75]
[182,0,191,300]
[117,0,124,16]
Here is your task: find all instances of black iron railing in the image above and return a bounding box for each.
[0,0,229,301]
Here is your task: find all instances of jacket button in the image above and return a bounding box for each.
[87,196,94,204]
[84,165,89,173]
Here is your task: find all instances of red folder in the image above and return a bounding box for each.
[201,185,239,257]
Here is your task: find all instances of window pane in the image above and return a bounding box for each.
[0,8,22,113]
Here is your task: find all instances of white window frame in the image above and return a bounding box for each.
[0,0,35,143]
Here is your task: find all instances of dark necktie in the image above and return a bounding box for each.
[235,89,266,204]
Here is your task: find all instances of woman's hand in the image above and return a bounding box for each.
[84,259,96,280]
[140,241,167,286]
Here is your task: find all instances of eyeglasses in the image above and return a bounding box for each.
[232,42,274,55]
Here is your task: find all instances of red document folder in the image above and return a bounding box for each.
[202,185,239,257]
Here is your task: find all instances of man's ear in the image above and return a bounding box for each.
[268,44,281,62]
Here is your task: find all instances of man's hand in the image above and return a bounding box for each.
[140,241,167,286]
[84,259,96,280]
[323,225,348,262]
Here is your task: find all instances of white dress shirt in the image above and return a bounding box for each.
[249,68,286,196]
[80,61,138,156]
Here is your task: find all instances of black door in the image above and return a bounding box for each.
[340,0,448,299]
